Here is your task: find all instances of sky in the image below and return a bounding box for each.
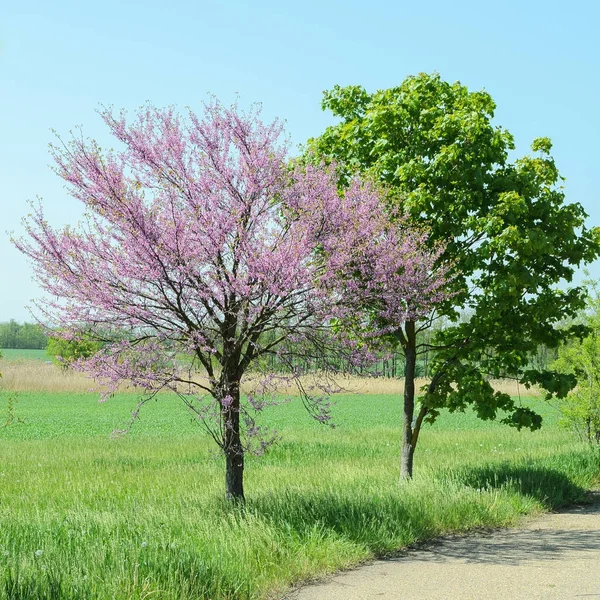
[1,0,599,322]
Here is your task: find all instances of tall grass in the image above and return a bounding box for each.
[0,357,535,398]
[0,372,594,599]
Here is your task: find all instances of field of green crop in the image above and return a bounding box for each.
[0,389,598,600]
[0,348,48,361]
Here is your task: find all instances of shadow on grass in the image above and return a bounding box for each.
[246,488,435,552]
[245,455,599,555]
[1,569,93,600]
[450,463,589,508]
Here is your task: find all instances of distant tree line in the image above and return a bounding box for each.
[0,316,557,378]
[254,322,557,379]
[0,320,48,349]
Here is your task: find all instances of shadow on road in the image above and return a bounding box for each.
[398,492,600,567]
[407,525,600,566]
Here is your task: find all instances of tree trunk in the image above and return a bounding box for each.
[400,321,418,480]
[400,431,415,479]
[225,441,244,502]
[586,417,591,444]
[222,382,245,502]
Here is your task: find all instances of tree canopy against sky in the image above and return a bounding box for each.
[3,2,600,324]
[14,100,449,499]
[308,72,600,478]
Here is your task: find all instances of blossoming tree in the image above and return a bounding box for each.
[15,100,449,499]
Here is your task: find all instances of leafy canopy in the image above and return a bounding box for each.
[46,334,102,369]
[309,73,600,429]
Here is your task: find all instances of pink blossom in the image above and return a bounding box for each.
[14,98,453,498]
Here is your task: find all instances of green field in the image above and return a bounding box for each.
[0,390,598,599]
[0,348,48,361]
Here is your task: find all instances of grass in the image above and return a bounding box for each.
[0,366,598,599]
[0,349,48,362]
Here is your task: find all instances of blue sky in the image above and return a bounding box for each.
[1,0,599,321]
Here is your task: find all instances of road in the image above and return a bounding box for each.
[285,492,600,600]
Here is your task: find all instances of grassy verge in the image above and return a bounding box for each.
[0,390,598,599]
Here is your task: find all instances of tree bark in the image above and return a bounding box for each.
[222,381,245,502]
[400,321,417,480]
[225,440,244,502]
[586,417,592,444]
[400,430,415,480]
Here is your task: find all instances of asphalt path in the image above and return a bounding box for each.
[285,492,600,600]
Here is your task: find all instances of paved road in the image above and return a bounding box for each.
[286,492,600,600]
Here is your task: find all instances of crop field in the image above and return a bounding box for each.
[0,362,599,599]
[0,348,47,361]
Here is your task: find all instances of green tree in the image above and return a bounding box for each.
[0,320,47,349]
[46,335,102,369]
[553,279,600,444]
[0,320,20,348]
[308,72,600,478]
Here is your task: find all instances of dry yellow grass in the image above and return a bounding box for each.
[241,373,538,397]
[0,359,100,393]
[0,358,539,397]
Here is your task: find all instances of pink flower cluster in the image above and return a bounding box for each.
[15,99,452,446]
